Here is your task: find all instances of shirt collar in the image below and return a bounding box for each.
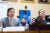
[8,16,14,20]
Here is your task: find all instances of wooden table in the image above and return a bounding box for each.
[0,30,50,33]
[0,24,50,33]
[29,24,50,30]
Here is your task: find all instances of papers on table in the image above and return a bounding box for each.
[3,26,25,32]
[47,22,50,24]
[0,27,2,31]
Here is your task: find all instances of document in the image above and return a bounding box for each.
[3,26,25,32]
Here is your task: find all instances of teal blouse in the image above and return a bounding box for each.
[43,20,48,24]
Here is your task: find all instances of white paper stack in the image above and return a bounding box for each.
[3,26,25,32]
[47,22,50,24]
[0,27,2,31]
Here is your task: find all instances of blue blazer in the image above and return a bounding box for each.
[1,17,21,28]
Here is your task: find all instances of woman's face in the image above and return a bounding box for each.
[40,9,45,18]
[8,9,15,18]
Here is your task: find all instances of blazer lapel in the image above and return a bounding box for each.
[5,17,10,27]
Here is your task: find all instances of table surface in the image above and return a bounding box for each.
[0,24,50,33]
[29,24,50,30]
[0,30,50,33]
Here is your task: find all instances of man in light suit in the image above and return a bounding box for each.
[1,8,20,28]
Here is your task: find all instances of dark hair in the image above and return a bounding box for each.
[38,10,40,16]
[7,8,15,16]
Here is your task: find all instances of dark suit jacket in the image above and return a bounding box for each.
[29,16,44,30]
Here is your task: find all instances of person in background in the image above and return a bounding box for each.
[35,9,48,24]
[30,18,35,25]
[29,9,48,30]
[1,8,20,28]
[29,18,36,30]
[20,17,26,26]
[20,17,29,30]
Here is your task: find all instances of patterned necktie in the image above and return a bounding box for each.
[9,18,12,27]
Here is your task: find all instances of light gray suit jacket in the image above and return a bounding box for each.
[1,17,21,28]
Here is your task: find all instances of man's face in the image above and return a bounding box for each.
[8,9,15,18]
[21,18,26,23]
